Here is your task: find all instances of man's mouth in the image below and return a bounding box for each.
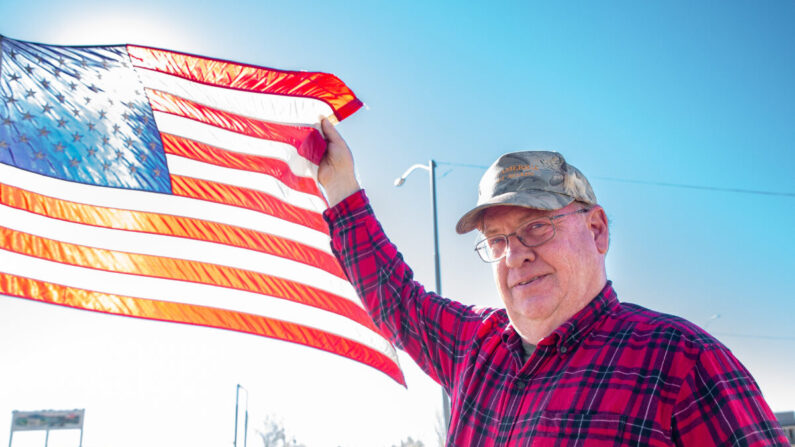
[515,274,548,287]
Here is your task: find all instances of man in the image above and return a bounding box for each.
[317,120,788,446]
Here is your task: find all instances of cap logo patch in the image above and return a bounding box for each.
[498,164,539,182]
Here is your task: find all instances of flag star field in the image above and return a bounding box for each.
[1,39,170,192]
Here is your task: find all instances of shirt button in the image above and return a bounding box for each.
[559,346,568,354]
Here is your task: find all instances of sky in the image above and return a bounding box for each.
[1,1,794,446]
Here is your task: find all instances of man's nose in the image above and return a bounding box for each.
[504,235,536,267]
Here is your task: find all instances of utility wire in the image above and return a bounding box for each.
[711,332,795,341]
[594,177,795,198]
[437,161,489,170]
[433,162,795,198]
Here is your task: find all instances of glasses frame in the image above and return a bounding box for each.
[475,207,592,263]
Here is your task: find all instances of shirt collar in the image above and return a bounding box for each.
[501,281,619,354]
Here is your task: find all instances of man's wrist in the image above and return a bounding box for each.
[324,178,362,208]
[323,189,369,227]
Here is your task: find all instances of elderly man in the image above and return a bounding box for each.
[318,120,787,446]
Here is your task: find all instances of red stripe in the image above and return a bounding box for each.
[0,226,377,333]
[149,89,327,165]
[0,182,344,279]
[170,175,327,233]
[127,45,364,121]
[1,273,404,385]
[161,133,322,198]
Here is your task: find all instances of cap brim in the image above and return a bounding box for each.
[455,191,574,234]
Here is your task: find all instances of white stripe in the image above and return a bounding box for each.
[166,154,326,212]
[0,249,396,363]
[0,164,330,252]
[136,68,334,126]
[0,204,358,303]
[153,111,319,180]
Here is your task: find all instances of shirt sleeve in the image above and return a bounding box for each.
[323,190,485,390]
[671,345,789,446]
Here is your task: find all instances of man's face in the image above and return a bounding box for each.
[480,203,609,341]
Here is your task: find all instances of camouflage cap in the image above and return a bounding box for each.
[456,151,597,234]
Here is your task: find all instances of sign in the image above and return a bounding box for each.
[11,409,84,432]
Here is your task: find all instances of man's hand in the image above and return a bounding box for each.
[318,118,361,207]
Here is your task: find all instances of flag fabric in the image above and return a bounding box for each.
[0,35,404,385]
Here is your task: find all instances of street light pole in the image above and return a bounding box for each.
[428,160,442,298]
[395,159,451,428]
[233,384,240,447]
[233,384,249,447]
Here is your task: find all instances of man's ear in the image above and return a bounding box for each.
[588,206,610,254]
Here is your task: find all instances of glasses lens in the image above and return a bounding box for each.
[474,217,557,262]
[516,219,554,247]
[476,237,506,262]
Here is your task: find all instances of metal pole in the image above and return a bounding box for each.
[233,384,240,447]
[428,160,451,428]
[44,430,49,447]
[429,160,442,297]
[395,160,452,430]
[8,411,13,447]
[234,384,248,447]
[243,403,248,447]
[78,425,83,447]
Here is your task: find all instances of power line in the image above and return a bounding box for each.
[712,332,795,341]
[436,161,489,170]
[593,177,795,198]
[433,161,795,198]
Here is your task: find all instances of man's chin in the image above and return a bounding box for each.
[509,295,557,322]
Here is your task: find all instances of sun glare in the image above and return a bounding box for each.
[46,8,204,50]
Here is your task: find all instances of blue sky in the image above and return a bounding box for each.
[1,2,794,446]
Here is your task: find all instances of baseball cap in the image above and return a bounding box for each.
[455,151,597,234]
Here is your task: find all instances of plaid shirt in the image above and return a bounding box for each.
[324,191,788,446]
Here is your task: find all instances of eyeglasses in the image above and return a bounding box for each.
[474,207,592,263]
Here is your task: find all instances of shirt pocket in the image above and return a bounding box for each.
[529,410,629,446]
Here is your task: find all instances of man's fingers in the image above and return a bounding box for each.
[321,117,343,144]
[317,117,359,206]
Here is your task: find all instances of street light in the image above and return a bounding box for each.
[394,161,442,298]
[233,384,249,447]
[394,159,451,428]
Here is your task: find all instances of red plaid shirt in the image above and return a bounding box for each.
[325,191,788,446]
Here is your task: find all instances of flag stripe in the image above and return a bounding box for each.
[0,164,331,252]
[136,68,334,126]
[171,176,327,233]
[0,226,378,332]
[0,204,353,300]
[161,133,322,197]
[0,249,388,357]
[0,273,403,385]
[148,89,327,165]
[127,45,363,121]
[2,182,341,278]
[0,182,345,279]
[153,112,318,179]
[167,155,326,211]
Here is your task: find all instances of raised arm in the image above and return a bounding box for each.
[318,121,489,390]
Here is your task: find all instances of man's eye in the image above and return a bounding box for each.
[487,237,506,249]
[521,222,549,235]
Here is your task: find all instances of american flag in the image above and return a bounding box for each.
[0,35,403,385]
